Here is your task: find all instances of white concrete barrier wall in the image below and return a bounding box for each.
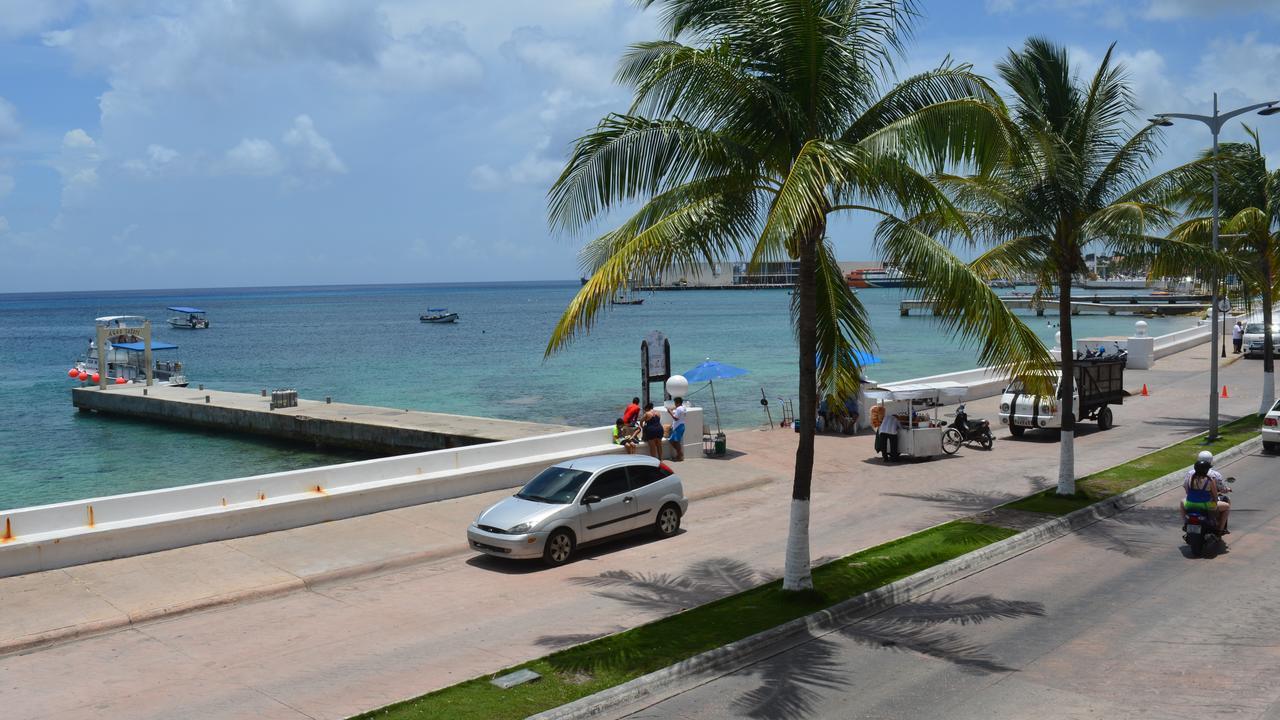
[0,407,701,577]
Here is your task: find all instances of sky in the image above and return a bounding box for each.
[0,0,1278,293]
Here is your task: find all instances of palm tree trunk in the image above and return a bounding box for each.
[1262,248,1275,416]
[783,223,821,591]
[1057,266,1076,496]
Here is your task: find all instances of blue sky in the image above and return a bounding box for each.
[0,0,1277,292]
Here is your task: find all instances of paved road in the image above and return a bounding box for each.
[620,450,1280,720]
[0,346,1267,720]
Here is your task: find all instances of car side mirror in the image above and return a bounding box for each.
[582,495,602,505]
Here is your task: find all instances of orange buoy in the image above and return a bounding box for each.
[115,376,127,385]
[77,371,89,381]
[68,368,79,378]
[90,372,100,383]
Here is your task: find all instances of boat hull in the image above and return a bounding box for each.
[420,313,459,323]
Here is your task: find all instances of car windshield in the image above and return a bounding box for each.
[1005,377,1059,394]
[516,466,591,504]
[1246,323,1264,334]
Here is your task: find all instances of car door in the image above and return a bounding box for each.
[625,464,668,527]
[578,467,639,543]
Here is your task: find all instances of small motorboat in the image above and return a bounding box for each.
[610,297,644,306]
[167,306,210,329]
[420,308,459,323]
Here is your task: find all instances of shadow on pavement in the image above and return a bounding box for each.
[729,594,1046,719]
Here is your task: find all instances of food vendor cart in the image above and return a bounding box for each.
[864,382,969,460]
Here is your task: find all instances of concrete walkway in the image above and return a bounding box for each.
[0,344,1267,719]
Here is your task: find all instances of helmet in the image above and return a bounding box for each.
[1196,450,1214,465]
[1193,460,1212,476]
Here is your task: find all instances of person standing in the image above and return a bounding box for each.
[669,397,687,461]
[877,409,901,461]
[622,396,641,426]
[1232,321,1244,354]
[640,402,664,460]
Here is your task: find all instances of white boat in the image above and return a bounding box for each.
[988,278,1016,289]
[167,306,210,329]
[72,316,189,386]
[420,308,459,324]
[846,267,917,288]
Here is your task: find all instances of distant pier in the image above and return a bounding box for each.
[900,293,1210,317]
[72,385,570,454]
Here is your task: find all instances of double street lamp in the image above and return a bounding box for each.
[1150,93,1280,441]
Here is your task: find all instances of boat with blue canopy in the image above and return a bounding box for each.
[167,306,210,329]
[420,307,459,324]
[71,316,189,386]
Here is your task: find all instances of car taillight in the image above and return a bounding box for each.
[659,462,674,475]
[1187,516,1201,524]
[1265,418,1278,427]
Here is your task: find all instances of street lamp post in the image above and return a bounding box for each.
[1151,93,1280,441]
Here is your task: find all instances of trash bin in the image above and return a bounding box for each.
[714,432,727,455]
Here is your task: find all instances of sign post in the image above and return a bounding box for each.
[640,331,671,408]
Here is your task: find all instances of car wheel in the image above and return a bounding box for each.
[542,529,575,567]
[655,503,682,537]
[942,428,962,455]
[1097,406,1113,431]
[1009,423,1025,438]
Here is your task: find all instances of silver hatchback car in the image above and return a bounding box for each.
[467,455,688,567]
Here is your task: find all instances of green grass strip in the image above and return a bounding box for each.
[354,521,1016,720]
[1002,414,1260,516]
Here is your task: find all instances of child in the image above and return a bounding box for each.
[613,418,638,454]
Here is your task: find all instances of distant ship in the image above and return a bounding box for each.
[845,267,917,289]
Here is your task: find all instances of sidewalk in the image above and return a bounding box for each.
[0,344,1265,720]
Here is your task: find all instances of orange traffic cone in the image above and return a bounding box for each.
[1140,383,1149,396]
[1221,385,1230,399]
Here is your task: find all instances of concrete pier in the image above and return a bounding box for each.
[71,384,570,453]
[900,298,1209,317]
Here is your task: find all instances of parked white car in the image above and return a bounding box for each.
[1264,399,1280,454]
[467,455,687,567]
[1242,322,1280,359]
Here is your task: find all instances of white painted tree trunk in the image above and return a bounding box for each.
[1057,429,1075,495]
[1262,371,1276,417]
[782,498,813,591]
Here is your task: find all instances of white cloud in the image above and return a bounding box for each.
[0,0,76,39]
[123,143,181,177]
[503,27,611,92]
[224,138,284,176]
[55,128,102,207]
[0,216,8,234]
[0,96,19,140]
[63,128,96,149]
[1191,34,1280,107]
[1143,0,1279,20]
[0,173,13,198]
[282,115,346,174]
[469,136,561,190]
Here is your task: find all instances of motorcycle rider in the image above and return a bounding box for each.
[1182,450,1230,534]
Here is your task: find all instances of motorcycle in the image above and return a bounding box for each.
[943,404,994,450]
[1183,476,1234,557]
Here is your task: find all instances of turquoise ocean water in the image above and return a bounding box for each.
[0,282,1198,510]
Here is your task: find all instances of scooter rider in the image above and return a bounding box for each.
[1182,450,1230,534]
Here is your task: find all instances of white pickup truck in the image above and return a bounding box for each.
[998,357,1125,437]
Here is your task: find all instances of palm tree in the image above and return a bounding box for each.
[1148,126,1280,415]
[936,38,1177,496]
[544,0,1051,591]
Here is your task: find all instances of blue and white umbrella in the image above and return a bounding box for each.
[682,359,749,432]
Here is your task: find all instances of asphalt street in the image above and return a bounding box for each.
[620,449,1280,720]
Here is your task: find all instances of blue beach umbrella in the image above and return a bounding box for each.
[682,359,750,432]
[815,349,883,366]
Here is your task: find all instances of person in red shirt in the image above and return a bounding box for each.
[622,397,641,426]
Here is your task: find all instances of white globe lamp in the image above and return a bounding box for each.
[1134,320,1148,338]
[666,374,689,401]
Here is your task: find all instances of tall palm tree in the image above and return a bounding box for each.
[545,0,1051,591]
[936,38,1177,496]
[1147,126,1280,415]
